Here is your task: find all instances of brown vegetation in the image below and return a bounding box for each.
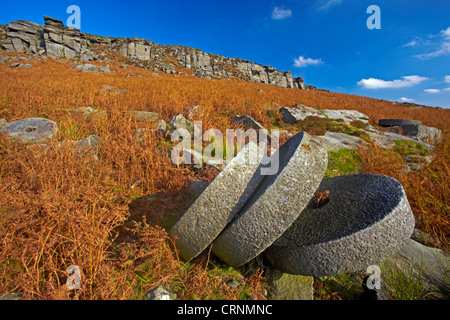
[0,53,448,299]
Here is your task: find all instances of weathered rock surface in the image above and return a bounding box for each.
[170,114,194,135]
[311,132,366,152]
[265,268,314,300]
[233,115,265,130]
[379,119,422,127]
[321,109,370,123]
[142,285,176,300]
[169,141,267,261]
[1,16,311,90]
[212,132,328,267]
[378,239,450,300]
[264,174,415,276]
[279,104,324,124]
[1,117,58,143]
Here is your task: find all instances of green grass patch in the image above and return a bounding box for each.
[393,139,430,156]
[325,149,362,178]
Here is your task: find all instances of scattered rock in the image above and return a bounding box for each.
[233,115,265,130]
[0,118,8,130]
[155,119,167,135]
[148,72,160,77]
[0,293,22,300]
[98,64,111,73]
[126,111,160,122]
[311,132,366,152]
[265,268,314,300]
[125,73,143,78]
[9,62,19,68]
[264,174,415,276]
[1,117,58,143]
[169,141,267,262]
[142,285,176,300]
[212,132,328,267]
[0,55,10,64]
[279,104,323,124]
[379,239,450,300]
[17,63,33,68]
[100,85,127,94]
[71,64,99,72]
[321,109,370,123]
[169,114,194,135]
[74,134,101,157]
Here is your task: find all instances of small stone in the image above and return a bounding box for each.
[142,285,176,300]
[1,117,58,143]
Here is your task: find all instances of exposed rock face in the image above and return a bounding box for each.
[1,16,309,90]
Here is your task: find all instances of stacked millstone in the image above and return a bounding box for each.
[168,131,416,276]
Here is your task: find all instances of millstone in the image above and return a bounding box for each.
[212,131,328,267]
[263,174,415,276]
[169,141,268,262]
[1,117,58,143]
[378,119,422,127]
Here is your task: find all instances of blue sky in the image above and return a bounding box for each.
[1,0,450,108]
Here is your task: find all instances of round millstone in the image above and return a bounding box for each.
[378,119,422,127]
[169,141,268,262]
[212,131,328,267]
[1,117,58,143]
[263,174,415,276]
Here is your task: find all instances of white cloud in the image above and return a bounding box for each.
[271,7,292,20]
[402,39,418,47]
[399,97,415,103]
[414,26,450,59]
[424,89,440,94]
[443,88,450,91]
[445,75,450,83]
[357,75,428,89]
[293,56,323,67]
[318,0,342,11]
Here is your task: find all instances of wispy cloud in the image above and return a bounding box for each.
[357,75,428,89]
[271,7,292,20]
[424,89,440,94]
[318,0,343,11]
[293,55,323,67]
[412,27,450,59]
[445,75,450,83]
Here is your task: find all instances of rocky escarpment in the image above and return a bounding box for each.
[1,16,311,90]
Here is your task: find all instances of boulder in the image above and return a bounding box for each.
[378,239,450,300]
[279,104,323,124]
[43,16,65,28]
[311,132,366,152]
[212,132,328,267]
[169,141,267,261]
[265,268,314,300]
[263,174,415,276]
[71,64,99,72]
[169,114,194,135]
[17,63,33,68]
[1,117,58,143]
[74,135,101,157]
[321,110,370,123]
[233,115,265,130]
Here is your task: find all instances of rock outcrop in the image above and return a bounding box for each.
[1,16,310,90]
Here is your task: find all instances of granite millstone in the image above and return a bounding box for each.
[1,117,58,143]
[378,119,422,127]
[212,131,328,267]
[169,141,267,262]
[263,174,415,276]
